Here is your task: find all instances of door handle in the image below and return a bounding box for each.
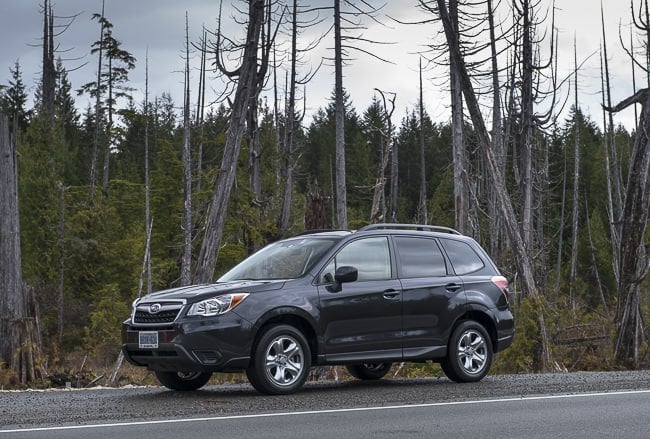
[445,283,461,292]
[382,290,401,300]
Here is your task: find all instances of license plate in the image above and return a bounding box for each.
[139,331,158,349]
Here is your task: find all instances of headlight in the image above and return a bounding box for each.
[187,293,249,317]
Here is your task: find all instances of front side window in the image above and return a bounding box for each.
[394,236,447,278]
[440,238,484,275]
[320,236,391,282]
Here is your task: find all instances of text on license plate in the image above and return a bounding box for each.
[139,331,158,349]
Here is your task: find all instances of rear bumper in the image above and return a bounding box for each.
[494,308,515,353]
[121,315,253,373]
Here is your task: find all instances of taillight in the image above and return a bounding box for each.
[491,275,510,305]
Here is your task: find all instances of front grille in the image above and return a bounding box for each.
[134,309,180,324]
[132,301,184,326]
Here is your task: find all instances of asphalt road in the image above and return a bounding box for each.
[1,371,650,438]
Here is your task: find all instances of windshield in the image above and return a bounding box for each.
[218,237,338,281]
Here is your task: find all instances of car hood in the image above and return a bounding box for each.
[136,280,285,303]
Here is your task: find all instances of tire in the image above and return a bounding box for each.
[154,371,212,391]
[442,321,493,383]
[246,324,311,395]
[346,363,392,380]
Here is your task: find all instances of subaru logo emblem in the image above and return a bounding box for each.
[149,303,162,314]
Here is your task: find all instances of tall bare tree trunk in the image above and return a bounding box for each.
[487,0,503,255]
[195,29,207,194]
[194,0,267,283]
[180,14,193,286]
[0,113,42,384]
[334,0,347,229]
[41,0,56,121]
[417,58,428,224]
[435,0,552,370]
[569,40,581,309]
[88,0,106,202]
[389,117,398,223]
[606,89,650,368]
[449,0,466,234]
[600,47,620,285]
[370,89,394,224]
[520,0,534,252]
[144,54,152,296]
[278,0,300,238]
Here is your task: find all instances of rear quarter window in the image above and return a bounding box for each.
[394,236,447,277]
[439,238,484,275]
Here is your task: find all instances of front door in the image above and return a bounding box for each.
[317,236,403,362]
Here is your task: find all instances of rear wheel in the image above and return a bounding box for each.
[442,321,492,383]
[346,363,392,380]
[154,371,212,391]
[246,324,311,395]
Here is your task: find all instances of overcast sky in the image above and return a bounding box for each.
[0,0,640,131]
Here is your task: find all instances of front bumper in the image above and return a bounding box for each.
[121,314,254,373]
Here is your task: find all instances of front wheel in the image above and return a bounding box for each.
[346,363,392,380]
[154,371,212,391]
[442,321,493,383]
[246,324,311,395]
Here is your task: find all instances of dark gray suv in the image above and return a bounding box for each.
[122,224,514,394]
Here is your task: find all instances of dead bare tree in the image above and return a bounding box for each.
[605,89,650,368]
[369,88,395,224]
[0,113,43,384]
[569,38,581,309]
[180,13,193,286]
[194,0,275,283]
[40,0,56,120]
[434,0,552,370]
[278,0,313,238]
[449,0,467,234]
[416,58,428,224]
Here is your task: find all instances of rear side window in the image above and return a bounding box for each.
[440,238,484,274]
[394,236,447,278]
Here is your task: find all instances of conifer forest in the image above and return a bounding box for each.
[0,0,649,387]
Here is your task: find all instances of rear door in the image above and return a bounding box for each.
[394,236,466,358]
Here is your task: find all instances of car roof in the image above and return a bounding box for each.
[295,224,466,240]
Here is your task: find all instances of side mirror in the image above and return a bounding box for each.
[335,266,358,283]
[327,266,358,293]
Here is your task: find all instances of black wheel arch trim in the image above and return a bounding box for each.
[252,306,320,362]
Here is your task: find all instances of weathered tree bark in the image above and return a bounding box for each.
[88,0,106,202]
[389,115,399,223]
[600,5,621,285]
[144,54,152,296]
[519,0,534,252]
[605,89,650,368]
[0,113,42,384]
[435,0,552,369]
[193,0,267,283]
[370,89,395,224]
[41,0,56,120]
[417,58,428,224]
[180,14,193,286]
[569,41,581,309]
[487,0,504,255]
[248,94,262,201]
[277,0,300,238]
[449,0,466,234]
[334,0,348,229]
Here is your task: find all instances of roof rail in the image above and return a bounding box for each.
[357,223,461,235]
[294,229,348,236]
